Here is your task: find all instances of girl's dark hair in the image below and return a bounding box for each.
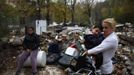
[25,26,35,34]
[92,25,103,31]
[92,25,100,29]
[27,26,34,30]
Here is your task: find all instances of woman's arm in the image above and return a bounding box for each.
[87,39,115,54]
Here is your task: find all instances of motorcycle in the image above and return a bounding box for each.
[59,41,101,75]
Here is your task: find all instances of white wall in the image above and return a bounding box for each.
[36,20,47,35]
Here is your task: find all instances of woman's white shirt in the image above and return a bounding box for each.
[88,32,119,74]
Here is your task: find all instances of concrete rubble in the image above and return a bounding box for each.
[0,31,134,75]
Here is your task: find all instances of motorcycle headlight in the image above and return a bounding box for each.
[70,59,77,66]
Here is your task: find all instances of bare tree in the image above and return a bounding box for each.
[85,0,94,24]
[70,0,76,25]
[46,0,50,26]
[63,0,67,25]
[36,0,41,20]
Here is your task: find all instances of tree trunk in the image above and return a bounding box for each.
[46,0,50,26]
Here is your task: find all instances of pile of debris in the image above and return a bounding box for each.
[0,40,65,75]
[118,34,134,46]
[1,66,65,75]
[112,44,134,75]
[0,31,134,75]
[0,41,18,71]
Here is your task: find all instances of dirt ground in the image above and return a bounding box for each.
[0,41,134,75]
[0,42,66,75]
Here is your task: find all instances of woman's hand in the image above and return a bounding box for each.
[81,51,88,56]
[80,40,85,44]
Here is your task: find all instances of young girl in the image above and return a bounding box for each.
[15,26,40,75]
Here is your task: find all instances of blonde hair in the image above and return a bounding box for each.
[103,18,117,30]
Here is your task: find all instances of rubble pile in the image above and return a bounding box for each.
[0,32,134,75]
[0,41,18,71]
[1,66,65,75]
[112,44,134,75]
[118,34,134,46]
[0,40,65,75]
[0,35,66,75]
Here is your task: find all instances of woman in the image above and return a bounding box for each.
[15,26,40,75]
[84,18,119,75]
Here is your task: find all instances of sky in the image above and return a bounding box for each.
[77,0,105,2]
[94,0,105,2]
